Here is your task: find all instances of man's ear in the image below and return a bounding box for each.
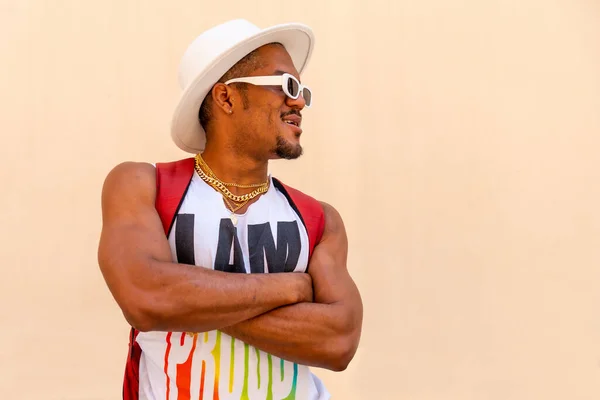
[212,83,234,115]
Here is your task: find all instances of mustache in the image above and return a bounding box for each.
[281,110,302,118]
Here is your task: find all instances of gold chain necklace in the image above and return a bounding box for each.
[194,154,270,225]
[196,154,268,189]
[194,155,269,203]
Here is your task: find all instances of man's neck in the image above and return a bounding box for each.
[199,147,269,188]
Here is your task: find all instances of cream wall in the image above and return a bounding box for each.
[1,1,599,399]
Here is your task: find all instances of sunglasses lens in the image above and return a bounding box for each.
[285,76,300,97]
[303,88,312,106]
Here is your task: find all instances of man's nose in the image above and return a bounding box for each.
[286,92,306,109]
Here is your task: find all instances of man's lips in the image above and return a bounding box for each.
[281,114,302,128]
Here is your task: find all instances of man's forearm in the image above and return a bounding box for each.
[125,259,310,333]
[220,302,358,371]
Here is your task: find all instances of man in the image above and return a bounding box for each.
[98,19,363,400]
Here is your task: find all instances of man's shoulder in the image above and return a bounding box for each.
[104,157,196,183]
[100,162,158,213]
[108,160,156,173]
[103,161,156,191]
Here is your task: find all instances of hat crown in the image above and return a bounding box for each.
[178,19,261,90]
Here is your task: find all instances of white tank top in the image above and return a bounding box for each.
[136,171,330,400]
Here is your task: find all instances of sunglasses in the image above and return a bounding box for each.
[224,73,312,107]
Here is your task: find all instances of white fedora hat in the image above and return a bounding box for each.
[170,19,315,154]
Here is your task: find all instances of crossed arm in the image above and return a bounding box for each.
[220,203,363,371]
[98,162,363,371]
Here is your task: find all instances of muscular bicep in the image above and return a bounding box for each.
[97,162,173,318]
[308,202,362,314]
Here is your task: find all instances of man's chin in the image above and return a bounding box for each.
[273,137,303,160]
[274,146,303,160]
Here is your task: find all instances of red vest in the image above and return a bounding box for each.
[122,157,325,399]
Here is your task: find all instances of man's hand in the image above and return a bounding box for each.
[221,202,363,372]
[98,162,312,333]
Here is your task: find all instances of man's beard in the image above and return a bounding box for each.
[274,134,303,160]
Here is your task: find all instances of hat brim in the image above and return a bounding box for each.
[170,23,315,154]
